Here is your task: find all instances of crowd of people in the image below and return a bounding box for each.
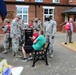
[2,14,57,62]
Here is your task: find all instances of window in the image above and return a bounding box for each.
[43,6,55,22]
[16,0,24,1]
[69,0,73,2]
[53,0,60,3]
[35,0,43,2]
[16,5,29,24]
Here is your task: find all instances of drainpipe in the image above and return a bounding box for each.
[66,0,68,4]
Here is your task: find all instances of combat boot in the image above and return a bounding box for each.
[2,50,8,54]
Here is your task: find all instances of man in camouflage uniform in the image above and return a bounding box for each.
[38,18,43,30]
[18,19,28,46]
[10,15,21,56]
[33,18,42,31]
[2,19,11,54]
[44,15,57,58]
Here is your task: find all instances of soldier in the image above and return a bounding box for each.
[44,15,57,58]
[10,15,21,56]
[33,18,42,31]
[2,19,11,54]
[19,19,27,45]
[38,18,43,30]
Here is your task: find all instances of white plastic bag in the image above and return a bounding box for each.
[11,66,23,75]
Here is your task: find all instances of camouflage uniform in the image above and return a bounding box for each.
[33,18,42,31]
[19,19,27,45]
[2,19,10,54]
[38,19,43,30]
[10,18,20,55]
[44,17,57,57]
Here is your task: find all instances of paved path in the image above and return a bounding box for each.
[0,33,76,75]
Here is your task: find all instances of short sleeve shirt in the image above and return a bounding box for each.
[32,35,46,50]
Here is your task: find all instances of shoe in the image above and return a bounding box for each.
[15,54,22,58]
[65,42,67,44]
[49,50,54,58]
[13,52,16,56]
[28,56,33,61]
[50,53,54,58]
[69,42,73,43]
[2,50,8,54]
[21,58,27,62]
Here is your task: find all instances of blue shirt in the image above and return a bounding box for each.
[0,0,7,20]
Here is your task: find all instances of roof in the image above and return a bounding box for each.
[62,7,76,14]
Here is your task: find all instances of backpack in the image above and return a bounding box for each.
[65,22,70,30]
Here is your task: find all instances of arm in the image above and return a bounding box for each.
[33,36,40,43]
[2,25,8,33]
[52,21,57,38]
[70,23,73,32]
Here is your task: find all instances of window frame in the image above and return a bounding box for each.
[16,5,29,24]
[43,6,55,23]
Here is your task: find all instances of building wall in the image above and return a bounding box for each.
[0,0,75,34]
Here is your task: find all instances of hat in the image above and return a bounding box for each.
[4,19,10,23]
[46,15,50,18]
[16,15,21,19]
[34,18,38,21]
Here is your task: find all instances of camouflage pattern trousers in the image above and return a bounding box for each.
[45,34,54,53]
[4,33,10,50]
[12,37,19,53]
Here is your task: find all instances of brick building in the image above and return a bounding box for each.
[0,0,76,33]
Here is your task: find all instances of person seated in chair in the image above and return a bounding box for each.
[29,28,39,42]
[21,30,46,62]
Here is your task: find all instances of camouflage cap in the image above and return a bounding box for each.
[16,15,21,19]
[4,19,10,23]
[34,18,38,21]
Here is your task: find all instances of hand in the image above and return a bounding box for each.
[29,36,31,39]
[2,26,4,28]
[33,40,36,43]
[23,28,26,30]
[15,36,19,40]
[52,36,54,39]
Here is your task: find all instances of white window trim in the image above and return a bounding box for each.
[43,6,55,9]
[16,5,29,8]
[43,6,55,23]
[16,5,29,24]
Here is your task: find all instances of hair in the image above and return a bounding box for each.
[40,30,44,35]
[39,18,40,20]
[33,28,38,31]
[31,20,33,22]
